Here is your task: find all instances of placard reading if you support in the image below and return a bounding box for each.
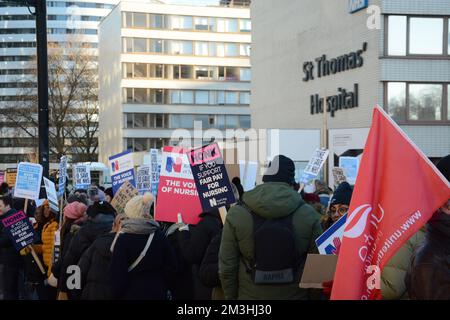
[188,143,236,212]
[1,210,35,251]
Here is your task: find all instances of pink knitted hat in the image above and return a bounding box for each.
[64,201,87,222]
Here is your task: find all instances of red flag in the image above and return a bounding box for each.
[331,106,450,300]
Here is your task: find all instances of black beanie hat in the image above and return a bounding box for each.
[330,182,353,206]
[436,155,450,183]
[87,201,116,218]
[262,155,296,185]
[104,187,113,199]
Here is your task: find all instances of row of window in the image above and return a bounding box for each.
[0,28,97,35]
[386,82,450,123]
[387,15,450,56]
[0,42,36,48]
[124,88,250,105]
[0,154,29,163]
[0,56,34,61]
[0,82,36,89]
[123,37,251,57]
[126,138,170,151]
[0,69,34,76]
[46,2,115,9]
[0,138,37,148]
[122,12,251,33]
[0,14,102,21]
[123,63,251,82]
[125,113,251,130]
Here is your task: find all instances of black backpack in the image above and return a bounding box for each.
[241,202,304,285]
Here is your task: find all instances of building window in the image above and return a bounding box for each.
[240,44,251,56]
[134,63,148,78]
[134,114,148,128]
[150,39,163,53]
[170,15,193,30]
[239,115,251,128]
[385,82,448,123]
[239,92,250,105]
[134,88,148,103]
[195,91,209,104]
[387,15,448,56]
[134,13,148,28]
[151,14,165,29]
[410,18,444,55]
[134,38,147,53]
[126,114,133,128]
[181,90,194,104]
[134,138,148,151]
[217,18,238,33]
[409,84,442,121]
[239,19,251,32]
[194,17,209,30]
[226,92,238,104]
[387,82,406,122]
[195,42,209,56]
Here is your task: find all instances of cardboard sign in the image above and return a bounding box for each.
[299,254,338,289]
[316,213,347,255]
[0,210,35,251]
[136,165,151,195]
[188,143,236,212]
[110,181,139,215]
[332,167,347,186]
[109,149,136,195]
[300,148,329,184]
[0,170,4,184]
[339,156,359,185]
[150,149,160,196]
[73,164,91,190]
[6,168,17,186]
[43,177,59,213]
[155,146,202,225]
[58,156,67,197]
[14,162,43,200]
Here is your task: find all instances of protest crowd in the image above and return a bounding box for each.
[0,137,449,300]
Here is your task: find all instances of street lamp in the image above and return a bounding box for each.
[1,0,49,178]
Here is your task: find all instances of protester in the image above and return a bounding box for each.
[231,177,245,200]
[78,213,127,300]
[52,201,87,299]
[109,193,177,300]
[0,182,9,196]
[177,207,223,299]
[104,188,113,203]
[67,192,89,206]
[59,200,115,299]
[30,201,58,300]
[219,155,323,300]
[197,184,240,300]
[314,180,332,207]
[321,182,353,231]
[405,155,450,300]
[0,196,21,299]
[302,192,325,215]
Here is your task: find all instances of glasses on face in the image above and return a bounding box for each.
[329,205,349,216]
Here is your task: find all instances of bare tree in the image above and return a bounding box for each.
[2,42,99,162]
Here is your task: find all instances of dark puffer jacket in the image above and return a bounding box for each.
[0,208,21,265]
[109,230,178,300]
[177,208,223,300]
[199,231,224,300]
[60,214,114,296]
[79,232,115,300]
[406,211,450,300]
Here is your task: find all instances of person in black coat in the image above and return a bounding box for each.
[109,193,177,300]
[405,155,450,300]
[78,214,127,300]
[199,231,224,300]
[177,208,223,300]
[59,201,115,299]
[0,196,21,299]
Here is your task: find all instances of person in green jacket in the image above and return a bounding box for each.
[219,155,323,300]
[380,230,425,299]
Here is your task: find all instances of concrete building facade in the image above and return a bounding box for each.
[98,1,251,166]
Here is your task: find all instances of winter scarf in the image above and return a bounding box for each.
[110,218,160,252]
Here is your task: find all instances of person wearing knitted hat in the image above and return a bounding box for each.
[51,201,87,299]
[321,182,353,231]
[219,155,323,300]
[109,192,178,300]
[58,200,116,300]
[406,154,450,300]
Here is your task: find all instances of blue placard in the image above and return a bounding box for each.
[316,213,347,255]
[109,150,136,195]
[1,210,35,252]
[14,163,43,200]
[348,0,368,13]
